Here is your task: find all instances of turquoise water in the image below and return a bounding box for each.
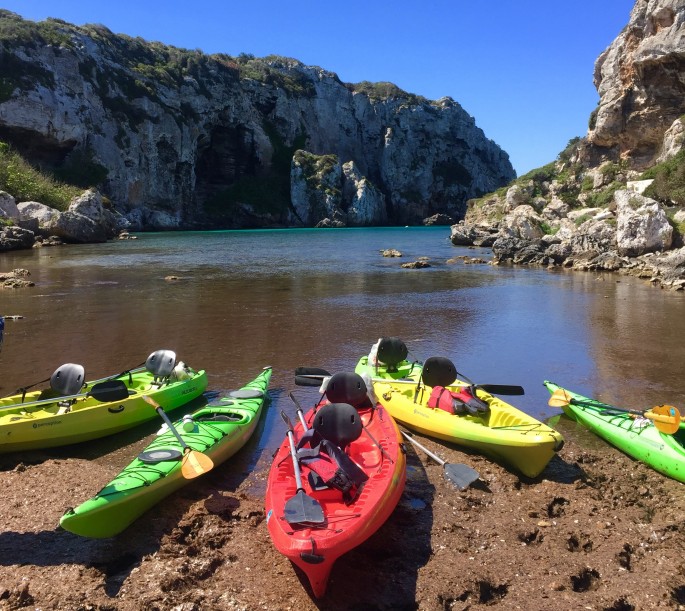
[1,226,684,472]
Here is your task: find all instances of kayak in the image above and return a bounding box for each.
[544,380,685,483]
[60,366,272,538]
[265,372,406,598]
[355,338,564,478]
[0,350,208,452]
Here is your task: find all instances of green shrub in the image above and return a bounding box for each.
[0,141,81,210]
[585,181,623,208]
[642,150,685,205]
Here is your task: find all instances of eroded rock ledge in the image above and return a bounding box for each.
[451,182,685,290]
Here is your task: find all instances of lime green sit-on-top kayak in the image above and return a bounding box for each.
[60,366,272,538]
[544,380,685,483]
[0,349,208,452]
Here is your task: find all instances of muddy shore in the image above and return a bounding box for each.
[0,411,684,611]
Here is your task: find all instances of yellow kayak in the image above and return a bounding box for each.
[0,350,207,453]
[356,338,563,478]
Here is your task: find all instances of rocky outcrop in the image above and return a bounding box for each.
[289,152,387,227]
[17,189,121,243]
[585,0,685,168]
[0,12,514,232]
[451,0,685,289]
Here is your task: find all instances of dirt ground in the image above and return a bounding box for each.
[0,411,684,611]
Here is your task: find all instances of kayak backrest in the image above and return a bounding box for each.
[145,349,177,386]
[312,402,363,449]
[376,337,408,372]
[422,356,457,388]
[325,372,372,409]
[50,363,86,397]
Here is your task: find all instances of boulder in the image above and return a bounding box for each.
[615,190,673,257]
[0,191,19,220]
[0,226,35,251]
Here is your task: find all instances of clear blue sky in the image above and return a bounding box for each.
[1,1,635,176]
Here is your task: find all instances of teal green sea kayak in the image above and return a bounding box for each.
[60,366,272,538]
[544,380,685,483]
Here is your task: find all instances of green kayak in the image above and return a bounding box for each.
[544,380,685,483]
[60,366,272,538]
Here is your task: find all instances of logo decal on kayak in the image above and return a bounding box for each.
[412,409,429,419]
[33,421,62,428]
[266,509,273,524]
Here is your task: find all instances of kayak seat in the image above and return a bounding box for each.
[376,337,408,372]
[50,363,86,397]
[313,402,363,449]
[145,349,177,388]
[298,404,369,504]
[325,372,373,409]
[421,356,458,388]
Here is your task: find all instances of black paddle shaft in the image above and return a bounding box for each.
[280,410,325,525]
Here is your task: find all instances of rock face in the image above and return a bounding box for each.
[0,12,515,230]
[586,0,685,168]
[451,0,685,290]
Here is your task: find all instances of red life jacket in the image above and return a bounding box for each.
[427,385,490,415]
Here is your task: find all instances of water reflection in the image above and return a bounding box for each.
[1,228,684,468]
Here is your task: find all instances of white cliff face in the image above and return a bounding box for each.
[589,0,685,167]
[0,15,514,229]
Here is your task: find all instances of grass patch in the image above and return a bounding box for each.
[0,141,81,210]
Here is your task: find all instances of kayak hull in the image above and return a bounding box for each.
[0,366,208,452]
[544,380,685,483]
[265,401,406,598]
[357,356,563,478]
[60,367,271,538]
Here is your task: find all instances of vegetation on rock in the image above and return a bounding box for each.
[0,141,81,210]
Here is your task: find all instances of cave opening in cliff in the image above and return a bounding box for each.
[195,124,259,203]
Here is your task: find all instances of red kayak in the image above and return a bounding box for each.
[265,372,406,598]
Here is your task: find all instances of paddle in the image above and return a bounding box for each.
[381,377,525,397]
[548,389,682,435]
[295,368,524,396]
[142,396,214,479]
[288,392,310,429]
[280,410,325,526]
[401,430,480,490]
[4,380,129,411]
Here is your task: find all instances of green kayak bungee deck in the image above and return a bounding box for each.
[544,381,685,483]
[60,366,272,538]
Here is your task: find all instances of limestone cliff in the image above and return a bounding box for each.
[584,0,685,169]
[457,0,685,290]
[0,12,514,230]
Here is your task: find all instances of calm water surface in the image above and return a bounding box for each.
[1,227,684,481]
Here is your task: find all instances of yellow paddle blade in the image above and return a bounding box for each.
[181,448,214,479]
[548,389,572,408]
[647,405,681,435]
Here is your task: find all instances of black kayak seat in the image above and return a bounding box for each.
[376,337,408,372]
[50,363,86,397]
[312,402,363,450]
[422,356,458,388]
[325,372,370,409]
